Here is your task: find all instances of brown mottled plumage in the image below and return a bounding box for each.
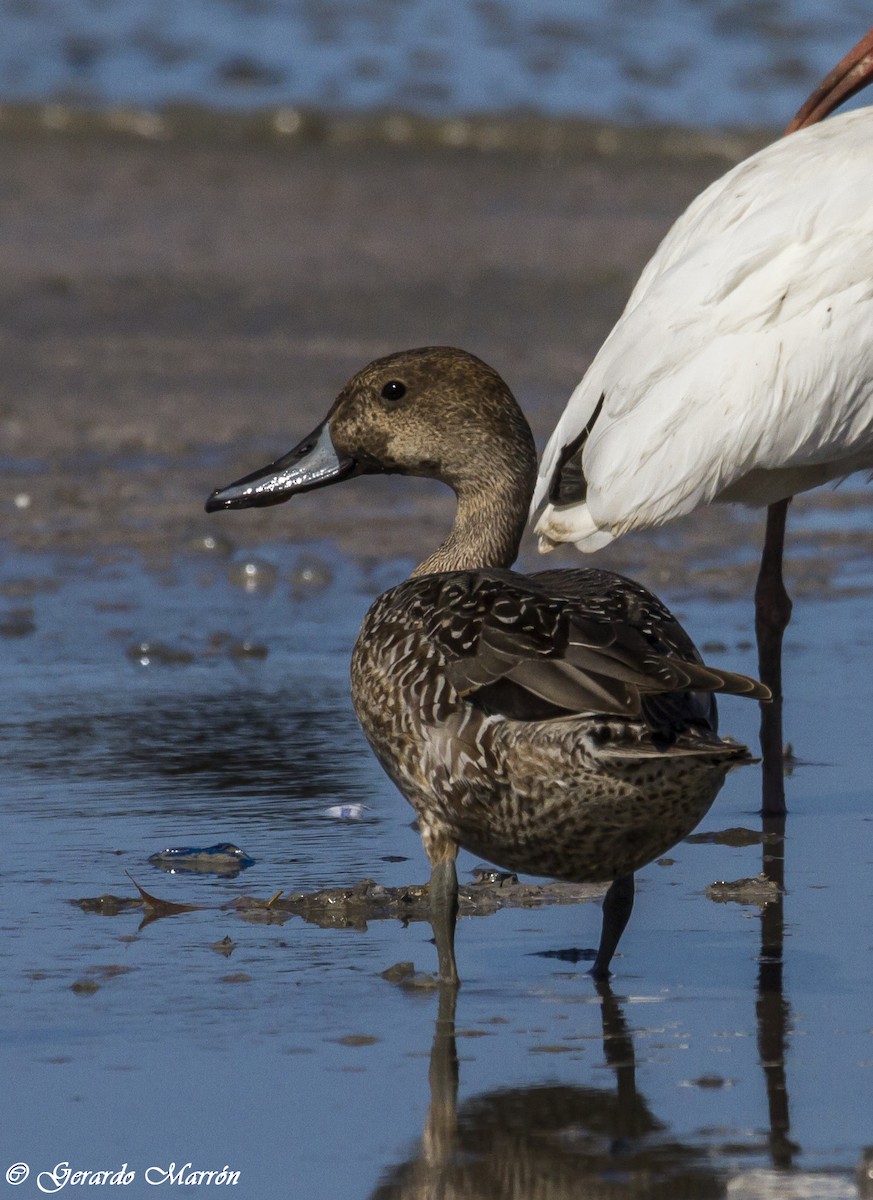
[207,347,768,982]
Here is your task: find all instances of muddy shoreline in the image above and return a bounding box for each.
[2,112,871,598]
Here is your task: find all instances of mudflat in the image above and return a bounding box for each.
[3,117,870,594]
[0,121,752,556]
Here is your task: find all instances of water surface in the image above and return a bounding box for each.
[1,0,871,127]
[2,530,872,1198]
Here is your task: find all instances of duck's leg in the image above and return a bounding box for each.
[755,499,792,818]
[590,874,635,979]
[427,844,461,986]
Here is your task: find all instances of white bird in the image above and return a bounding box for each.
[533,28,873,814]
[534,108,873,550]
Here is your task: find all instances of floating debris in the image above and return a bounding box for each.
[380,961,438,990]
[323,804,369,820]
[706,874,781,907]
[126,872,203,918]
[73,875,607,933]
[471,865,518,886]
[232,876,606,932]
[148,842,255,875]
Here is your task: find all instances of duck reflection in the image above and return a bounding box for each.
[370,984,725,1200]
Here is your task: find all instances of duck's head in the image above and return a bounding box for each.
[205,346,537,515]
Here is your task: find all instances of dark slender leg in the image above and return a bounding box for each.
[590,874,635,979]
[429,857,460,986]
[755,499,793,817]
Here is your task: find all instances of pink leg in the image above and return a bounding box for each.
[755,499,792,816]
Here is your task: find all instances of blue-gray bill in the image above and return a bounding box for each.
[204,418,357,512]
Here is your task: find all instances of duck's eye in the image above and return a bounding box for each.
[380,380,407,402]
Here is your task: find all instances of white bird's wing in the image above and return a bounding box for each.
[534,108,873,550]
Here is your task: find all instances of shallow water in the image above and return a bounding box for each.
[2,525,872,1198]
[0,0,871,127]
[3,17,873,1188]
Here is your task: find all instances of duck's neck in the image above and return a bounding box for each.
[412,466,533,577]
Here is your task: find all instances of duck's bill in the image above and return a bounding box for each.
[205,419,357,512]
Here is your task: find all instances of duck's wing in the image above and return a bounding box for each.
[417,568,767,729]
[533,109,873,551]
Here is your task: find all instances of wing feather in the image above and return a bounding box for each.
[534,108,873,549]
[419,569,768,731]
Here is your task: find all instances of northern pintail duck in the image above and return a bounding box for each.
[206,347,768,982]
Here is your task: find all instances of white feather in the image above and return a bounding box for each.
[534,108,873,551]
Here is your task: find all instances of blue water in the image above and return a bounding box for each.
[1,0,871,127]
[1,540,872,1198]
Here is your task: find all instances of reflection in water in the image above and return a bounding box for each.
[0,684,368,812]
[757,814,798,1170]
[372,840,806,1200]
[371,986,726,1200]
